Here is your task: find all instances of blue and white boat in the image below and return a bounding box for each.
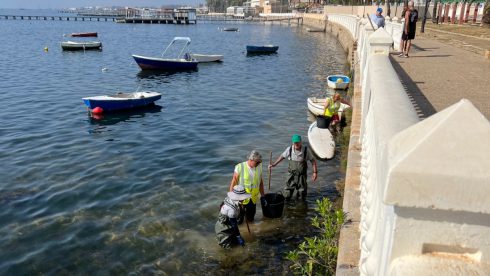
[246,45,279,54]
[327,75,350,90]
[132,37,198,71]
[82,91,161,112]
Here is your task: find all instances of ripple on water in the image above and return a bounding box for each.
[0,16,348,275]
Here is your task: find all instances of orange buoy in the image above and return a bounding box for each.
[92,107,104,114]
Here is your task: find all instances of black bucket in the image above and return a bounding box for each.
[316,116,331,129]
[262,193,285,218]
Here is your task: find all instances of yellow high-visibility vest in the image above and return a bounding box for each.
[235,161,262,204]
[324,97,341,117]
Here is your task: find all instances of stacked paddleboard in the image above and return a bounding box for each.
[307,121,335,160]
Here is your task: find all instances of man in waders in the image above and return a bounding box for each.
[229,150,265,223]
[215,185,250,249]
[268,134,318,201]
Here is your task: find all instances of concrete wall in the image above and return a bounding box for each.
[321,13,490,276]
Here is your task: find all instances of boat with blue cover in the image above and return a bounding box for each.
[82,91,161,112]
[327,75,350,90]
[246,45,279,54]
[132,37,198,71]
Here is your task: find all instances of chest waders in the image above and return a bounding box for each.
[284,146,308,201]
[215,199,242,248]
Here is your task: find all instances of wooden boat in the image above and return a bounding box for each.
[190,54,224,63]
[307,97,351,116]
[69,32,98,37]
[327,75,350,90]
[222,27,239,32]
[61,41,102,51]
[308,121,335,160]
[246,45,279,54]
[132,37,198,71]
[82,91,161,112]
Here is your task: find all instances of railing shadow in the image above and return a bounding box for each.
[389,55,437,119]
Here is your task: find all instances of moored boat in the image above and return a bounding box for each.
[307,97,351,116]
[327,75,350,90]
[306,27,325,32]
[61,41,102,51]
[246,45,279,54]
[190,54,224,63]
[222,27,239,32]
[69,32,98,37]
[82,91,161,112]
[307,121,335,160]
[132,37,198,71]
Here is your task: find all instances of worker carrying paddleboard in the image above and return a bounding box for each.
[215,185,250,248]
[268,134,318,201]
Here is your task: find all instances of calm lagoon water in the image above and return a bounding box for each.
[0,9,348,274]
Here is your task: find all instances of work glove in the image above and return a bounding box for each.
[260,197,268,207]
[236,235,245,247]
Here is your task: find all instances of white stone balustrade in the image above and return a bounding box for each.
[327,11,490,276]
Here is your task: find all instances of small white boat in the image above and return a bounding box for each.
[190,54,224,63]
[306,27,325,32]
[308,121,335,160]
[61,41,102,51]
[307,97,351,116]
[327,75,350,90]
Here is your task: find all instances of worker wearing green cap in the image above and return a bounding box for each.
[268,134,318,201]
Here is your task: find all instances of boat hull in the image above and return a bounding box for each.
[70,32,98,37]
[222,28,239,31]
[246,45,279,54]
[61,41,102,51]
[327,75,350,90]
[82,92,161,112]
[132,55,198,71]
[307,97,350,116]
[308,121,335,159]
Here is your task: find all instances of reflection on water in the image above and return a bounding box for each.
[136,69,198,80]
[246,52,279,58]
[88,104,163,126]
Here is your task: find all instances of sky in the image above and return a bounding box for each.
[0,0,199,9]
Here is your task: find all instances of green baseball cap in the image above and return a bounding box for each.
[292,134,301,143]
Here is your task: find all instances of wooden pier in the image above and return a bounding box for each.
[0,15,117,21]
[197,15,303,25]
[0,12,302,25]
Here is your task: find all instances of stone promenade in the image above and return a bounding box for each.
[390,26,490,120]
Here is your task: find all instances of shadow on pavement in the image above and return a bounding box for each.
[389,55,437,120]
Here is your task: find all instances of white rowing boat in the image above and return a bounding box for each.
[190,54,224,63]
[307,97,351,116]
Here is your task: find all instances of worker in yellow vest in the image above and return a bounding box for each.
[229,150,265,223]
[323,93,350,129]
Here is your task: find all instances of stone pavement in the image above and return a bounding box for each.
[390,31,490,120]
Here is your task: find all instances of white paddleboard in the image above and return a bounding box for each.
[308,121,335,159]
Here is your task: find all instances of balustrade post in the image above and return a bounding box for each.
[383,99,490,275]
